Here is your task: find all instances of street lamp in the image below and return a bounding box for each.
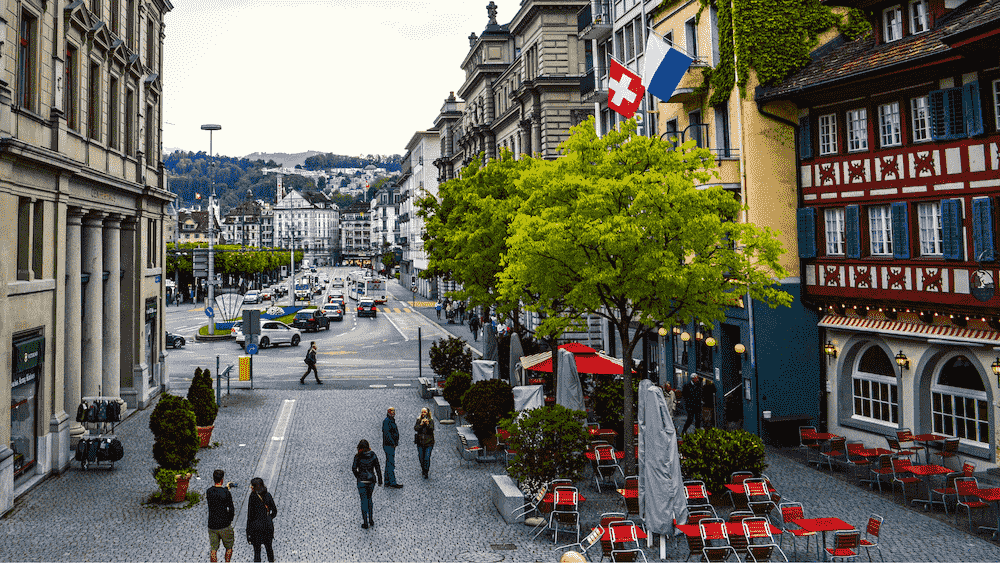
[201,124,221,335]
[824,341,838,359]
[895,350,910,372]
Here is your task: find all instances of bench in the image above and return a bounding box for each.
[433,395,451,422]
[492,474,525,524]
[417,377,435,399]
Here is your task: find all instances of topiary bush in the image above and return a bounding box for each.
[429,336,473,379]
[461,379,514,443]
[499,404,590,491]
[186,367,218,427]
[679,427,768,494]
[442,370,472,412]
[149,393,199,470]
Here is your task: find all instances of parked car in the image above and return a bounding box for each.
[321,304,344,321]
[166,332,185,348]
[357,299,377,318]
[292,308,330,332]
[233,320,301,349]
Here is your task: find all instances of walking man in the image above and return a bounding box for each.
[382,407,402,488]
[435,300,442,319]
[300,342,322,384]
[207,469,235,563]
[469,314,481,342]
[681,375,703,434]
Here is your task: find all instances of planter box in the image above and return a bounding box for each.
[492,474,524,524]
[197,425,214,448]
[173,475,192,502]
[433,396,451,422]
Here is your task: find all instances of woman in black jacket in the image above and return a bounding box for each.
[414,407,435,479]
[352,439,382,529]
[245,477,278,562]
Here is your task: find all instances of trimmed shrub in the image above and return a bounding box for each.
[428,336,472,379]
[679,427,768,494]
[461,379,514,443]
[149,393,199,470]
[186,367,218,427]
[442,370,472,412]
[500,404,590,490]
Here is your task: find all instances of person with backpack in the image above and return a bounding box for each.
[206,469,236,563]
[469,314,481,342]
[245,477,278,562]
[352,439,382,529]
[300,342,322,385]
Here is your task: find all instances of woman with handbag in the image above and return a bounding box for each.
[245,477,278,562]
[352,439,382,529]
[414,407,435,479]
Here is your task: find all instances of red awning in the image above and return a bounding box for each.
[520,343,625,375]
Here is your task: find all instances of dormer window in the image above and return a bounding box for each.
[883,6,903,43]
[909,0,929,34]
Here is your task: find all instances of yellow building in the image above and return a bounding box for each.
[0,0,174,510]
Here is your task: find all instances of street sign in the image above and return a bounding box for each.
[205,306,215,318]
[246,343,258,355]
[193,248,209,278]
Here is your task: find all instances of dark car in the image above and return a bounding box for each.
[166,332,185,348]
[357,300,377,318]
[292,308,330,332]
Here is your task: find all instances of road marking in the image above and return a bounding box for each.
[235,399,295,529]
[393,383,411,387]
[370,384,387,388]
[384,311,408,341]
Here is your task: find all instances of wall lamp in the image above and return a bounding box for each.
[824,341,838,359]
[991,357,1000,388]
[680,331,691,342]
[658,327,668,337]
[734,343,746,354]
[895,350,910,371]
[704,336,717,347]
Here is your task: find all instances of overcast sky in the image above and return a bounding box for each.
[163,1,495,158]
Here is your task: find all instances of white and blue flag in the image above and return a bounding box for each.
[641,32,694,102]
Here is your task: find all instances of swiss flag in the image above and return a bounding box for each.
[608,59,645,119]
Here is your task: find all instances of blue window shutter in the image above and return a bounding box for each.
[941,198,964,260]
[845,205,860,258]
[891,202,910,259]
[797,207,816,258]
[929,89,949,140]
[799,117,812,159]
[972,197,995,262]
[963,81,984,137]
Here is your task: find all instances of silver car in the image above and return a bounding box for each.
[233,320,301,349]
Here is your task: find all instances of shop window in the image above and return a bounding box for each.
[852,345,898,425]
[11,332,43,480]
[931,355,988,446]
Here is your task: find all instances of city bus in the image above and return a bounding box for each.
[348,277,387,303]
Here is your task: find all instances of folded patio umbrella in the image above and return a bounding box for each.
[556,348,586,412]
[509,331,524,387]
[638,379,688,541]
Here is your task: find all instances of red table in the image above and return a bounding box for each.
[976,487,1000,539]
[906,464,953,511]
[793,517,856,561]
[857,447,892,458]
[676,521,781,537]
[911,433,947,464]
[589,428,618,440]
[601,524,648,543]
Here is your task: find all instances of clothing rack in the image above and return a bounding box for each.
[75,396,125,470]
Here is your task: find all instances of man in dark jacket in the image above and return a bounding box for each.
[206,469,236,563]
[681,375,703,434]
[382,407,402,488]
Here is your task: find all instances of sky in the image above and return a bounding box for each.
[162,1,496,159]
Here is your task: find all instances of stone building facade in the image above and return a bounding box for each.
[0,0,175,510]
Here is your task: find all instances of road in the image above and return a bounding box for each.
[164,267,455,393]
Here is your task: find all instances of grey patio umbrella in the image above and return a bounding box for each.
[483,321,499,362]
[508,331,524,387]
[638,379,687,555]
[555,348,585,412]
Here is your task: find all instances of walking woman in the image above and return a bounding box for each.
[245,477,278,562]
[414,407,435,479]
[352,439,382,529]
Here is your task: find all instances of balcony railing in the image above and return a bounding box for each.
[578,2,612,40]
[580,67,608,100]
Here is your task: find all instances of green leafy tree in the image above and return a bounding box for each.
[149,393,199,470]
[428,336,473,379]
[498,116,791,473]
[461,379,514,444]
[499,404,590,490]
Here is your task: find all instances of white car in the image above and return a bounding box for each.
[232,320,301,349]
[244,290,260,304]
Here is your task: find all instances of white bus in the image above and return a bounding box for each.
[348,278,388,302]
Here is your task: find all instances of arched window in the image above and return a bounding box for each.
[931,355,989,445]
[852,345,898,425]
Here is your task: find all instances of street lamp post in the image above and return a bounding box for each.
[201,124,221,335]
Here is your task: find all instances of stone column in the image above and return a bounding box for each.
[103,215,123,399]
[64,208,85,440]
[81,213,105,398]
[532,114,542,158]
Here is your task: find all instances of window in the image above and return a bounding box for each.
[615,29,625,60]
[825,208,846,255]
[714,103,730,157]
[883,6,903,42]
[931,356,989,446]
[634,17,644,58]
[664,118,678,149]
[146,18,156,70]
[65,45,79,131]
[869,205,893,255]
[911,96,931,142]
[688,110,703,148]
[18,11,38,111]
[909,0,928,34]
[145,102,154,162]
[929,82,984,140]
[918,201,943,256]
[710,6,720,67]
[127,0,136,48]
[624,21,636,61]
[17,198,31,280]
[88,62,101,141]
[125,88,135,155]
[685,18,698,59]
[819,113,837,155]
[878,102,901,147]
[853,346,899,425]
[846,108,868,152]
[108,75,120,149]
[993,80,1000,132]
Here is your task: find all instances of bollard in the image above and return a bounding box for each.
[216,355,221,406]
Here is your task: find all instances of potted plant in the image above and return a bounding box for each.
[499,404,590,490]
[461,379,515,450]
[428,336,473,383]
[442,370,472,418]
[187,367,219,447]
[149,393,200,502]
[679,427,768,495]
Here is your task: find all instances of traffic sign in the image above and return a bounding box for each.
[205,306,215,318]
[246,343,258,355]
